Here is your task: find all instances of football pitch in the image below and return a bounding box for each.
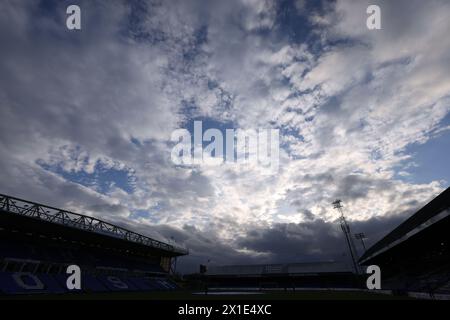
[1,290,413,300]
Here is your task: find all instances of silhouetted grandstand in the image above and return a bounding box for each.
[359,187,450,295]
[197,261,359,290]
[0,194,188,295]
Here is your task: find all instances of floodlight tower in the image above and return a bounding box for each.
[355,232,367,251]
[332,200,361,274]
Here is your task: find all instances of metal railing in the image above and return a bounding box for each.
[0,193,188,256]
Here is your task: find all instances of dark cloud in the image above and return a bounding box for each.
[335,174,394,200]
[233,212,409,268]
[112,209,412,274]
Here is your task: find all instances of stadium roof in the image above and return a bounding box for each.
[0,193,188,256]
[359,187,450,264]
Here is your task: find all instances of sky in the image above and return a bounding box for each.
[0,0,449,273]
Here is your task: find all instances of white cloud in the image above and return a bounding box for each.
[0,0,449,270]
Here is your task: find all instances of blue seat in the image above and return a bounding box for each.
[0,272,64,294]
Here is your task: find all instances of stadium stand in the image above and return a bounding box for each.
[197,261,360,290]
[359,187,450,296]
[0,193,187,295]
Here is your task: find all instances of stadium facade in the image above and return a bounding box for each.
[0,193,188,295]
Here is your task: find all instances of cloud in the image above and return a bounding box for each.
[0,0,449,273]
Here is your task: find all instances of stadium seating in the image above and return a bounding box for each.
[0,271,178,294]
[0,238,179,295]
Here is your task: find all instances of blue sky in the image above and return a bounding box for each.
[39,160,136,194]
[1,0,450,272]
[400,126,450,184]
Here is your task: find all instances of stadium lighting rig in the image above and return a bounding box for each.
[354,232,367,251]
[332,200,361,274]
